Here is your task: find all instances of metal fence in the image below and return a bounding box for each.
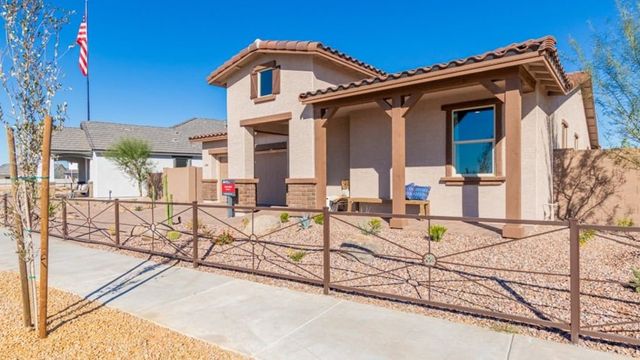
[2,193,640,347]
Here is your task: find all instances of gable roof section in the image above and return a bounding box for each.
[0,163,9,177]
[52,127,93,155]
[52,118,227,156]
[207,39,385,86]
[567,72,599,149]
[300,36,571,101]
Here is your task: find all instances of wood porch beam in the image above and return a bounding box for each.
[479,79,505,102]
[502,75,524,238]
[314,106,338,208]
[390,95,407,228]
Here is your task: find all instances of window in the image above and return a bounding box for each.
[452,106,495,175]
[174,158,191,168]
[258,68,273,97]
[250,61,280,102]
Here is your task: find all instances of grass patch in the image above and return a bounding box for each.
[579,229,597,246]
[429,224,447,242]
[359,218,382,236]
[280,212,290,223]
[215,230,234,245]
[287,250,307,262]
[166,231,181,241]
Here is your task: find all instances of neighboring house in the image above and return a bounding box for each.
[52,118,226,198]
[192,37,598,237]
[0,163,9,185]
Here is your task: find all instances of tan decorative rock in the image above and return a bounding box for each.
[243,215,281,235]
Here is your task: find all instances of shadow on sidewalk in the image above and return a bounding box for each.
[46,255,177,333]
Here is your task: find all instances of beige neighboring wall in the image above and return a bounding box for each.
[163,167,203,203]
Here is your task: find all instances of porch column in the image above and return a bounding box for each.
[314,107,336,209]
[390,96,406,228]
[502,74,524,238]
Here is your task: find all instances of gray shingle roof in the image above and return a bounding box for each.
[0,163,9,177]
[52,127,92,154]
[51,118,226,156]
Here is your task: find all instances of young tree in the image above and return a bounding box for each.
[572,0,640,167]
[105,138,154,197]
[0,0,71,331]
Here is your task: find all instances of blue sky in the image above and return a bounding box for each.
[0,0,621,163]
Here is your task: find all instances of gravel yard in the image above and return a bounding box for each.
[0,272,246,360]
[48,200,640,357]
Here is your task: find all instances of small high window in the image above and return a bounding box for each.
[174,158,191,168]
[452,106,495,175]
[258,68,273,97]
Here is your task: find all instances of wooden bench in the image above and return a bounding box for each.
[347,197,430,216]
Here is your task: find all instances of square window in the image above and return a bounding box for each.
[454,142,493,175]
[452,106,495,176]
[258,68,273,97]
[174,158,190,168]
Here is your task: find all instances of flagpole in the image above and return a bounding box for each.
[85,0,90,121]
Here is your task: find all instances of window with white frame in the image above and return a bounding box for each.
[452,106,495,175]
[258,68,273,97]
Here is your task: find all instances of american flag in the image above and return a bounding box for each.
[76,17,88,76]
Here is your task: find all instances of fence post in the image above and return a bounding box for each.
[61,199,67,239]
[323,206,330,295]
[114,199,120,248]
[569,218,580,344]
[192,201,199,268]
[3,193,7,227]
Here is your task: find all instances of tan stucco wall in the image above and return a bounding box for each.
[163,167,203,203]
[225,53,368,181]
[344,86,506,218]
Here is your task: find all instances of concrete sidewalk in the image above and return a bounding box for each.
[0,231,626,359]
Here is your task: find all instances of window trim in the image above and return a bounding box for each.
[257,67,273,97]
[441,98,504,185]
[451,105,496,177]
[250,60,280,103]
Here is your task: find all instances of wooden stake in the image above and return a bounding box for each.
[38,115,53,338]
[6,126,32,328]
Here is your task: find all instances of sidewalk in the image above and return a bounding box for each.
[0,231,626,359]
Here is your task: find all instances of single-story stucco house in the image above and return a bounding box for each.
[191,36,599,237]
[51,118,226,198]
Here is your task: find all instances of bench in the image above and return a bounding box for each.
[347,197,430,216]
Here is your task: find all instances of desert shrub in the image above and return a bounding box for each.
[630,268,640,293]
[359,218,382,236]
[288,250,307,262]
[579,229,597,246]
[166,230,181,241]
[241,217,250,228]
[617,217,635,227]
[48,203,59,219]
[215,230,234,245]
[133,205,144,212]
[299,215,311,230]
[280,212,290,223]
[108,225,116,236]
[429,224,447,242]
[313,214,324,225]
[490,323,519,334]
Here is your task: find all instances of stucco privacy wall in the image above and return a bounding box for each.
[344,86,507,218]
[201,140,227,180]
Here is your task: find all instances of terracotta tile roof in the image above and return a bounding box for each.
[300,36,572,100]
[189,131,228,141]
[207,39,385,85]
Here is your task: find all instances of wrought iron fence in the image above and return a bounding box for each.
[2,194,640,347]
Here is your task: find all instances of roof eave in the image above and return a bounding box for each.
[207,48,383,87]
[301,51,569,105]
